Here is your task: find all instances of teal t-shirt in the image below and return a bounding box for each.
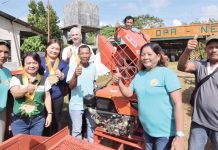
[130,67,181,137]
[0,67,12,111]
[66,63,97,110]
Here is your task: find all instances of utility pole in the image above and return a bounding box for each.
[47,0,50,41]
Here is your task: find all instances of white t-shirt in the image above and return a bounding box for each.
[10,76,51,92]
[62,44,95,65]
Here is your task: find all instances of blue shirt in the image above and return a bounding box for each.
[0,67,12,111]
[41,57,69,100]
[130,67,181,137]
[66,63,97,110]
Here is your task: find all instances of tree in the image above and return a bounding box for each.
[134,14,165,29]
[49,7,61,39]
[191,18,218,24]
[86,32,96,45]
[100,25,115,38]
[28,0,47,31]
[21,0,61,55]
[20,36,45,55]
[27,0,61,38]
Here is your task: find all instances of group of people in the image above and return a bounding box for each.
[113,16,218,150]
[0,15,218,150]
[0,26,97,143]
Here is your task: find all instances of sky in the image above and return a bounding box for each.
[0,0,218,27]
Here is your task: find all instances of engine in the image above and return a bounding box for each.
[87,97,136,137]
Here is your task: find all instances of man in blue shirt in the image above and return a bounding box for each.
[67,44,97,143]
[0,40,12,142]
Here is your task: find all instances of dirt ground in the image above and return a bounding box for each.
[169,62,194,150]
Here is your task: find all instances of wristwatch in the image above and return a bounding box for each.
[176,131,185,137]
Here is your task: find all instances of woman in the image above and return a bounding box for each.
[62,27,95,65]
[113,42,184,150]
[41,39,68,135]
[10,52,52,136]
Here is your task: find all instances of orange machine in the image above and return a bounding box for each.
[91,28,147,149]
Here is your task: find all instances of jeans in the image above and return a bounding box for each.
[144,131,174,150]
[69,109,96,143]
[189,122,218,150]
[0,109,6,142]
[11,113,45,136]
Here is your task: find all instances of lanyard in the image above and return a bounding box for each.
[45,57,60,75]
[70,46,80,64]
[22,72,42,101]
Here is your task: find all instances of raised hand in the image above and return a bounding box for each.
[27,84,36,94]
[186,34,198,51]
[67,49,72,59]
[55,69,64,80]
[74,64,82,77]
[113,67,122,84]
[115,21,121,29]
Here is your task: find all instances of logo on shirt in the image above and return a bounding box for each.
[150,79,159,86]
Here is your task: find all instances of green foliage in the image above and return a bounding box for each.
[134,14,165,29]
[87,32,96,45]
[28,0,47,31]
[22,0,61,54]
[199,41,207,59]
[100,25,115,38]
[191,18,218,24]
[27,0,61,38]
[49,7,61,39]
[20,36,46,56]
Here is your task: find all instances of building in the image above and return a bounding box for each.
[142,23,218,61]
[62,0,100,45]
[0,10,46,70]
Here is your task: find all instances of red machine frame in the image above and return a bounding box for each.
[94,28,147,149]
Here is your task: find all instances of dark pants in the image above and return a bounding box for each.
[44,96,64,136]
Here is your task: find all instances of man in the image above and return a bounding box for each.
[178,35,218,149]
[66,45,97,143]
[62,27,95,65]
[114,16,150,44]
[0,40,12,142]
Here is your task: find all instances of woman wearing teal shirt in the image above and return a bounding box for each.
[113,42,184,150]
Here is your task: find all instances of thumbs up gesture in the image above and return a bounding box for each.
[74,64,82,77]
[115,21,121,29]
[186,34,198,51]
[113,67,122,84]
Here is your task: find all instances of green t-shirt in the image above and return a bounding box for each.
[10,75,51,117]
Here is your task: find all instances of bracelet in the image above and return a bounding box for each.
[47,112,53,114]
[176,131,185,137]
